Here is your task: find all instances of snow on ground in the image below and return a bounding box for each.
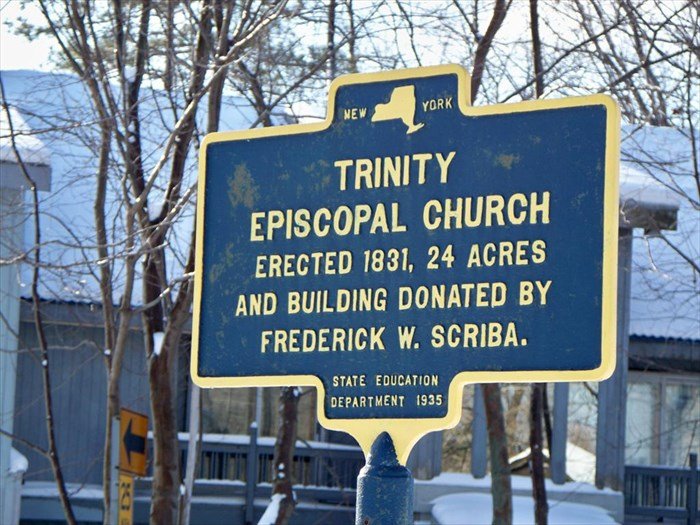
[21,482,104,499]
[432,493,618,525]
[415,472,623,523]
[420,472,617,495]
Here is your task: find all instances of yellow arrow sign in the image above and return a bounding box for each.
[119,408,148,476]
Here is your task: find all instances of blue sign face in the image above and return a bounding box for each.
[192,66,618,430]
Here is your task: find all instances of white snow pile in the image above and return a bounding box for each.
[152,331,164,357]
[432,493,618,525]
[257,492,286,525]
[9,447,28,474]
[563,442,597,485]
[416,472,622,523]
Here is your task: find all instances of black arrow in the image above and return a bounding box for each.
[123,419,146,465]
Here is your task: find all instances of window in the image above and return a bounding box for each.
[201,387,318,441]
[626,372,699,466]
[626,382,660,465]
[663,383,699,466]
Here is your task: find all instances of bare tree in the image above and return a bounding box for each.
[0,80,78,525]
[468,3,515,523]
[270,387,301,524]
[527,1,548,522]
[14,1,344,522]
[5,2,697,524]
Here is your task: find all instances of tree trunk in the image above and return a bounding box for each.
[0,89,78,525]
[328,0,337,79]
[542,387,553,452]
[528,3,549,522]
[470,0,508,101]
[148,334,180,523]
[346,0,357,73]
[148,230,196,523]
[269,387,300,525]
[530,383,548,525]
[469,5,513,521]
[483,383,512,525]
[138,1,214,518]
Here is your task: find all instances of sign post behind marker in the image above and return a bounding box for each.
[118,473,134,525]
[115,408,147,525]
[109,417,120,525]
[355,433,413,525]
[191,64,619,524]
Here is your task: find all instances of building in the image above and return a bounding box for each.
[1,69,697,524]
[1,104,51,525]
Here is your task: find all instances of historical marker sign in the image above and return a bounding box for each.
[192,65,619,460]
[119,408,148,477]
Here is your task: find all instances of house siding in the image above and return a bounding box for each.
[14,303,151,485]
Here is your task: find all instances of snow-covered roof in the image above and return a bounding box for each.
[0,69,260,302]
[1,69,697,342]
[620,166,679,212]
[9,447,28,475]
[0,105,51,166]
[621,125,699,342]
[1,104,52,191]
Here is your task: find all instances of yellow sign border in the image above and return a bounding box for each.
[191,64,620,464]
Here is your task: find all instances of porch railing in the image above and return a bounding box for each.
[625,453,698,525]
[145,425,364,523]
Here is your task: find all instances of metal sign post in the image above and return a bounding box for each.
[191,65,619,523]
[109,417,120,525]
[355,433,413,525]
